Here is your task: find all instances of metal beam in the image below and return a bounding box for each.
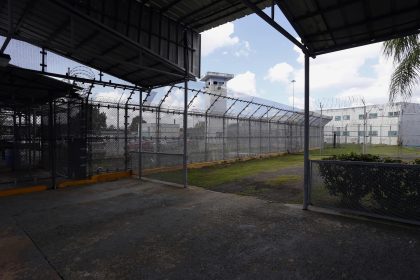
[1,0,39,53]
[160,0,183,14]
[20,68,144,92]
[240,0,307,53]
[192,0,266,31]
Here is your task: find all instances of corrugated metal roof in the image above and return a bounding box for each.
[0,0,418,90]
[0,0,202,88]
[276,0,420,56]
[0,65,78,107]
[144,0,272,32]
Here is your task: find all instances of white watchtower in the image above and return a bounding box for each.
[201,72,234,114]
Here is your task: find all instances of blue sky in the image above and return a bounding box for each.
[200,8,420,109]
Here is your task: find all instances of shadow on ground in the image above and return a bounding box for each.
[1,179,419,279]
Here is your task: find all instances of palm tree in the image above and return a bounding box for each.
[383,34,420,101]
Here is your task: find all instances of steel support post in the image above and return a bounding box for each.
[138,90,143,180]
[182,31,188,188]
[303,54,310,210]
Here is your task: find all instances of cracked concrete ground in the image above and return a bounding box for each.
[0,179,419,280]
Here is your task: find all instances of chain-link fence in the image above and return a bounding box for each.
[0,37,330,189]
[0,86,329,189]
[310,160,420,224]
[319,102,420,159]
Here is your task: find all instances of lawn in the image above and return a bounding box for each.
[149,154,306,188]
[319,143,420,158]
[147,144,420,204]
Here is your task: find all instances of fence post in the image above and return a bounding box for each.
[222,116,225,160]
[248,119,251,155]
[259,119,262,154]
[48,98,56,189]
[117,104,120,156]
[236,117,239,158]
[124,103,128,171]
[204,113,208,162]
[156,106,160,166]
[138,90,142,180]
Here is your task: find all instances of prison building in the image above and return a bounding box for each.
[322,103,420,146]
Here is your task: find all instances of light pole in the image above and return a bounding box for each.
[291,79,296,111]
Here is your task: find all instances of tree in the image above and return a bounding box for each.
[90,106,107,131]
[383,35,420,101]
[129,115,146,131]
[75,105,107,132]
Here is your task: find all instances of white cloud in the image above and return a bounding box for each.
[265,62,294,83]
[266,42,420,106]
[234,41,252,57]
[228,71,257,96]
[201,23,239,57]
[286,43,380,93]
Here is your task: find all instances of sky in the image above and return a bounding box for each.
[199,8,420,110]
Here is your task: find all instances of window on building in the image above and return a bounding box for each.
[368,113,378,119]
[335,131,341,136]
[335,116,341,121]
[358,114,365,120]
[213,81,218,85]
[358,131,365,136]
[388,131,398,137]
[369,131,378,136]
[388,111,400,117]
[342,131,350,136]
[343,115,350,120]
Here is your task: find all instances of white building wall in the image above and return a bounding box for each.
[400,103,420,146]
[321,103,409,146]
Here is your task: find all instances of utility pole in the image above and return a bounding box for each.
[291,79,296,111]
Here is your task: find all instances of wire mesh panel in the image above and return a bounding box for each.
[310,160,420,223]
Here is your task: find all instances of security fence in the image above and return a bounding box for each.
[0,83,329,190]
[309,160,420,224]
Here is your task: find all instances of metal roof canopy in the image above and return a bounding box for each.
[0,65,78,108]
[0,0,201,89]
[140,0,419,56]
[0,0,418,87]
[276,0,420,56]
